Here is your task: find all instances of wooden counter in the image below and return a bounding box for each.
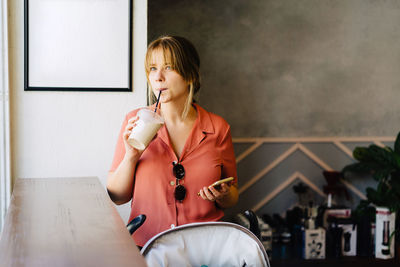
[271,257,398,267]
[0,177,147,267]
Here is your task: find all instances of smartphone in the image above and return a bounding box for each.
[209,177,234,188]
[197,177,235,196]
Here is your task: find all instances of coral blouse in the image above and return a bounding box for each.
[110,103,237,247]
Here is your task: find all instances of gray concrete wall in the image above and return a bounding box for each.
[148,0,400,138]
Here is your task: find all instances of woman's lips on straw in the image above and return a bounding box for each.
[158,88,167,92]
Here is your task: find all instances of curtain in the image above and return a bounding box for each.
[0,0,11,232]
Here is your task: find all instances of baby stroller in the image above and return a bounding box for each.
[127,211,270,267]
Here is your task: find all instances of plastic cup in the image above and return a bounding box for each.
[127,109,164,150]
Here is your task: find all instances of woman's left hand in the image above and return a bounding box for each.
[199,183,231,202]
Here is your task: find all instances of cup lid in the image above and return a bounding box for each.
[138,108,164,123]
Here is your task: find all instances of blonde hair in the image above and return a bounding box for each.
[145,36,200,119]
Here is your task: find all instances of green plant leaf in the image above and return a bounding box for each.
[342,162,372,175]
[372,168,394,181]
[395,131,400,155]
[391,179,400,196]
[344,132,400,213]
[367,183,391,207]
[353,201,375,223]
[366,187,380,205]
[385,147,394,153]
[368,145,397,168]
[351,145,397,171]
[353,147,374,162]
[394,152,400,169]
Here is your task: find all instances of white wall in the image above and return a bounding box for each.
[8,0,147,222]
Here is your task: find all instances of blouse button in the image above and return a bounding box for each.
[170,181,175,186]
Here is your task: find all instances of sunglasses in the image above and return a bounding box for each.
[172,162,186,202]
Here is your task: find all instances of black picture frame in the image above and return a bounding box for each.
[24,0,133,92]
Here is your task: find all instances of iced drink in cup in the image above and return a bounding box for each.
[127,109,164,150]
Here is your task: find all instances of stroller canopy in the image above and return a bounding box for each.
[141,221,270,267]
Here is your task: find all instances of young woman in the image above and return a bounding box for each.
[107,36,238,247]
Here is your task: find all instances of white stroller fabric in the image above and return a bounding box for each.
[141,222,270,267]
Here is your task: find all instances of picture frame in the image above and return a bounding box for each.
[24,0,133,92]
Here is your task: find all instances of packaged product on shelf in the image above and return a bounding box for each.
[303,228,326,259]
[337,219,357,256]
[375,207,396,259]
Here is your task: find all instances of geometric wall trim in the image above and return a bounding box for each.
[228,137,396,218]
[252,171,325,212]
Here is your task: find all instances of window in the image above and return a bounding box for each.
[0,0,11,232]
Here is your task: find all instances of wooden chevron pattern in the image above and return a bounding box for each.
[229,137,396,217]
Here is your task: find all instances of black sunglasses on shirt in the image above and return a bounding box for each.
[172,162,186,202]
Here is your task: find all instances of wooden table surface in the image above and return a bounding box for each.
[0,177,147,267]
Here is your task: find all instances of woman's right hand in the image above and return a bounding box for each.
[107,115,143,205]
[122,115,143,159]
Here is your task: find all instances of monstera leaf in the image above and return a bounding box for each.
[342,161,381,177]
[344,131,400,181]
[353,145,398,170]
[365,183,400,211]
[395,131,400,155]
[342,130,400,212]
